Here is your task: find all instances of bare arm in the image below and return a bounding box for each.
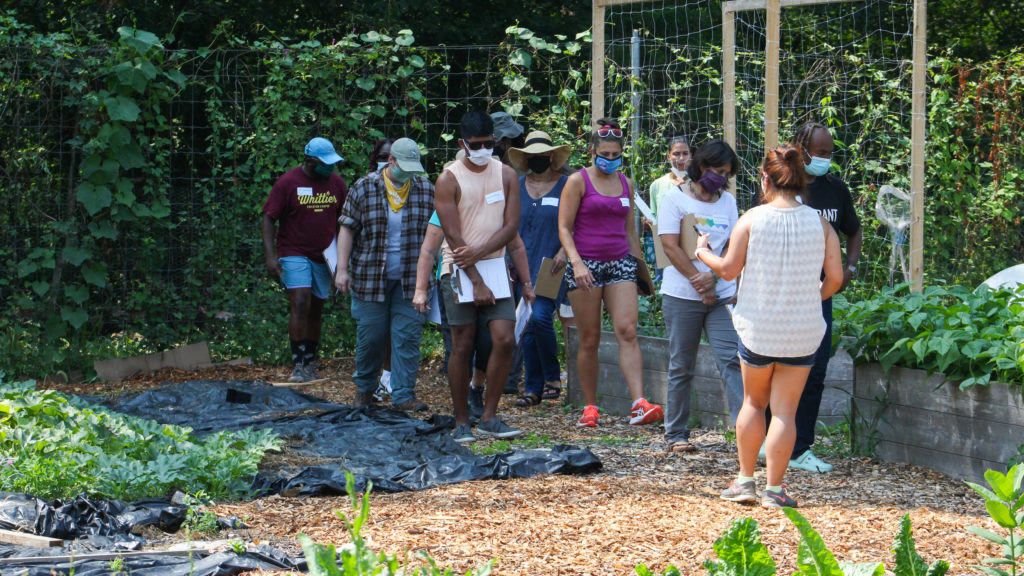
[821,217,844,300]
[695,214,751,282]
[625,177,644,260]
[261,213,282,280]
[412,224,444,313]
[557,172,595,291]
[334,225,355,293]
[841,226,863,291]
[507,233,536,304]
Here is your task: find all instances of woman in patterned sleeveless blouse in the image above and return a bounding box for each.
[694,143,843,509]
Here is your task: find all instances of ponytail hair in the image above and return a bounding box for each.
[761,143,808,202]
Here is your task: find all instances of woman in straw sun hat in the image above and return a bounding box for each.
[507,131,572,407]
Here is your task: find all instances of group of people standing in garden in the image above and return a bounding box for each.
[260,111,862,508]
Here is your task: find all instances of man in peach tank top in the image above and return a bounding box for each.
[435,110,530,443]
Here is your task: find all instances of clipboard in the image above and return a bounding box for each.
[653,213,700,268]
[680,213,699,259]
[533,257,564,300]
[453,257,512,303]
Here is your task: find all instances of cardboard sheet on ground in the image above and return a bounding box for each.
[105,380,602,496]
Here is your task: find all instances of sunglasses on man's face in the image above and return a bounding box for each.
[463,139,496,151]
[596,127,623,138]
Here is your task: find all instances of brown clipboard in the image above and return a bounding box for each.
[652,213,700,268]
[533,257,564,300]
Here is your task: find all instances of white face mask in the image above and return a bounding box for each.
[465,146,492,166]
[670,167,687,180]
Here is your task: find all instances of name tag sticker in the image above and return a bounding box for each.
[541,197,559,207]
[297,187,314,196]
[620,197,630,207]
[485,191,504,204]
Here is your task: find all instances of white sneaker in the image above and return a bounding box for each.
[373,370,393,402]
[789,450,834,473]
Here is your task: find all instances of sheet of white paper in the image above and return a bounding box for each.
[323,236,338,275]
[514,298,532,343]
[427,285,442,325]
[454,257,512,303]
[634,193,655,221]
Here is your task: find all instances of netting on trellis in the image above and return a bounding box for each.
[601,0,915,289]
[0,29,592,355]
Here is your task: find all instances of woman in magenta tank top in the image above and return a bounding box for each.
[557,118,663,429]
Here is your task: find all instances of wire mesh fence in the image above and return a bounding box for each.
[1,5,1018,370]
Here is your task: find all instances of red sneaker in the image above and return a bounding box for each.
[629,398,664,425]
[577,405,600,428]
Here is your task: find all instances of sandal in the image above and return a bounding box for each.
[667,440,697,454]
[515,393,541,407]
[541,382,561,400]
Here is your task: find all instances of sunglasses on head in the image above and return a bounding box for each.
[596,126,623,138]
[463,139,496,151]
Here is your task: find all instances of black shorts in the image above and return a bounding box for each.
[565,255,638,291]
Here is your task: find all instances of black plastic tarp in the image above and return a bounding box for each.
[105,380,602,495]
[0,492,184,543]
[0,544,303,576]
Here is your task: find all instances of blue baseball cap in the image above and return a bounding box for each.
[304,137,343,165]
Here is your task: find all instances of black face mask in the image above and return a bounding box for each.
[527,156,552,174]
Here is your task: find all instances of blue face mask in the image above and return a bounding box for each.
[313,163,334,177]
[377,161,390,170]
[805,156,831,177]
[595,155,622,175]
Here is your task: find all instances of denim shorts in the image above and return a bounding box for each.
[280,256,332,299]
[737,339,816,368]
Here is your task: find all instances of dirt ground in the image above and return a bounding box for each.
[45,357,997,575]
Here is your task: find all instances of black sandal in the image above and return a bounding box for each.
[541,383,561,400]
[515,393,541,407]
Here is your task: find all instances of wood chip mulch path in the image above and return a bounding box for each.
[43,357,997,575]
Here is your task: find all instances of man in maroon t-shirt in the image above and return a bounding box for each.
[261,137,348,382]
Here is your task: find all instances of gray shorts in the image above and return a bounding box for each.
[440,274,516,327]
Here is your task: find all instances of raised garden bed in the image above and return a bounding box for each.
[852,363,1024,483]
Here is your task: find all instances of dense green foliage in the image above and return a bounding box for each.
[835,284,1024,388]
[638,511,948,576]
[0,380,282,500]
[0,10,1021,379]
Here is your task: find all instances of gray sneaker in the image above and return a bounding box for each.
[301,363,318,382]
[452,424,475,443]
[720,480,757,503]
[762,486,798,508]
[287,365,306,383]
[468,385,484,420]
[477,416,522,439]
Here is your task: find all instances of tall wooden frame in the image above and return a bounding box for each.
[593,0,926,290]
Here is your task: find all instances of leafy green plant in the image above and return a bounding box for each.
[639,511,946,576]
[182,492,221,537]
[966,464,1024,576]
[836,283,1024,388]
[298,472,495,576]
[228,539,246,555]
[0,380,282,500]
